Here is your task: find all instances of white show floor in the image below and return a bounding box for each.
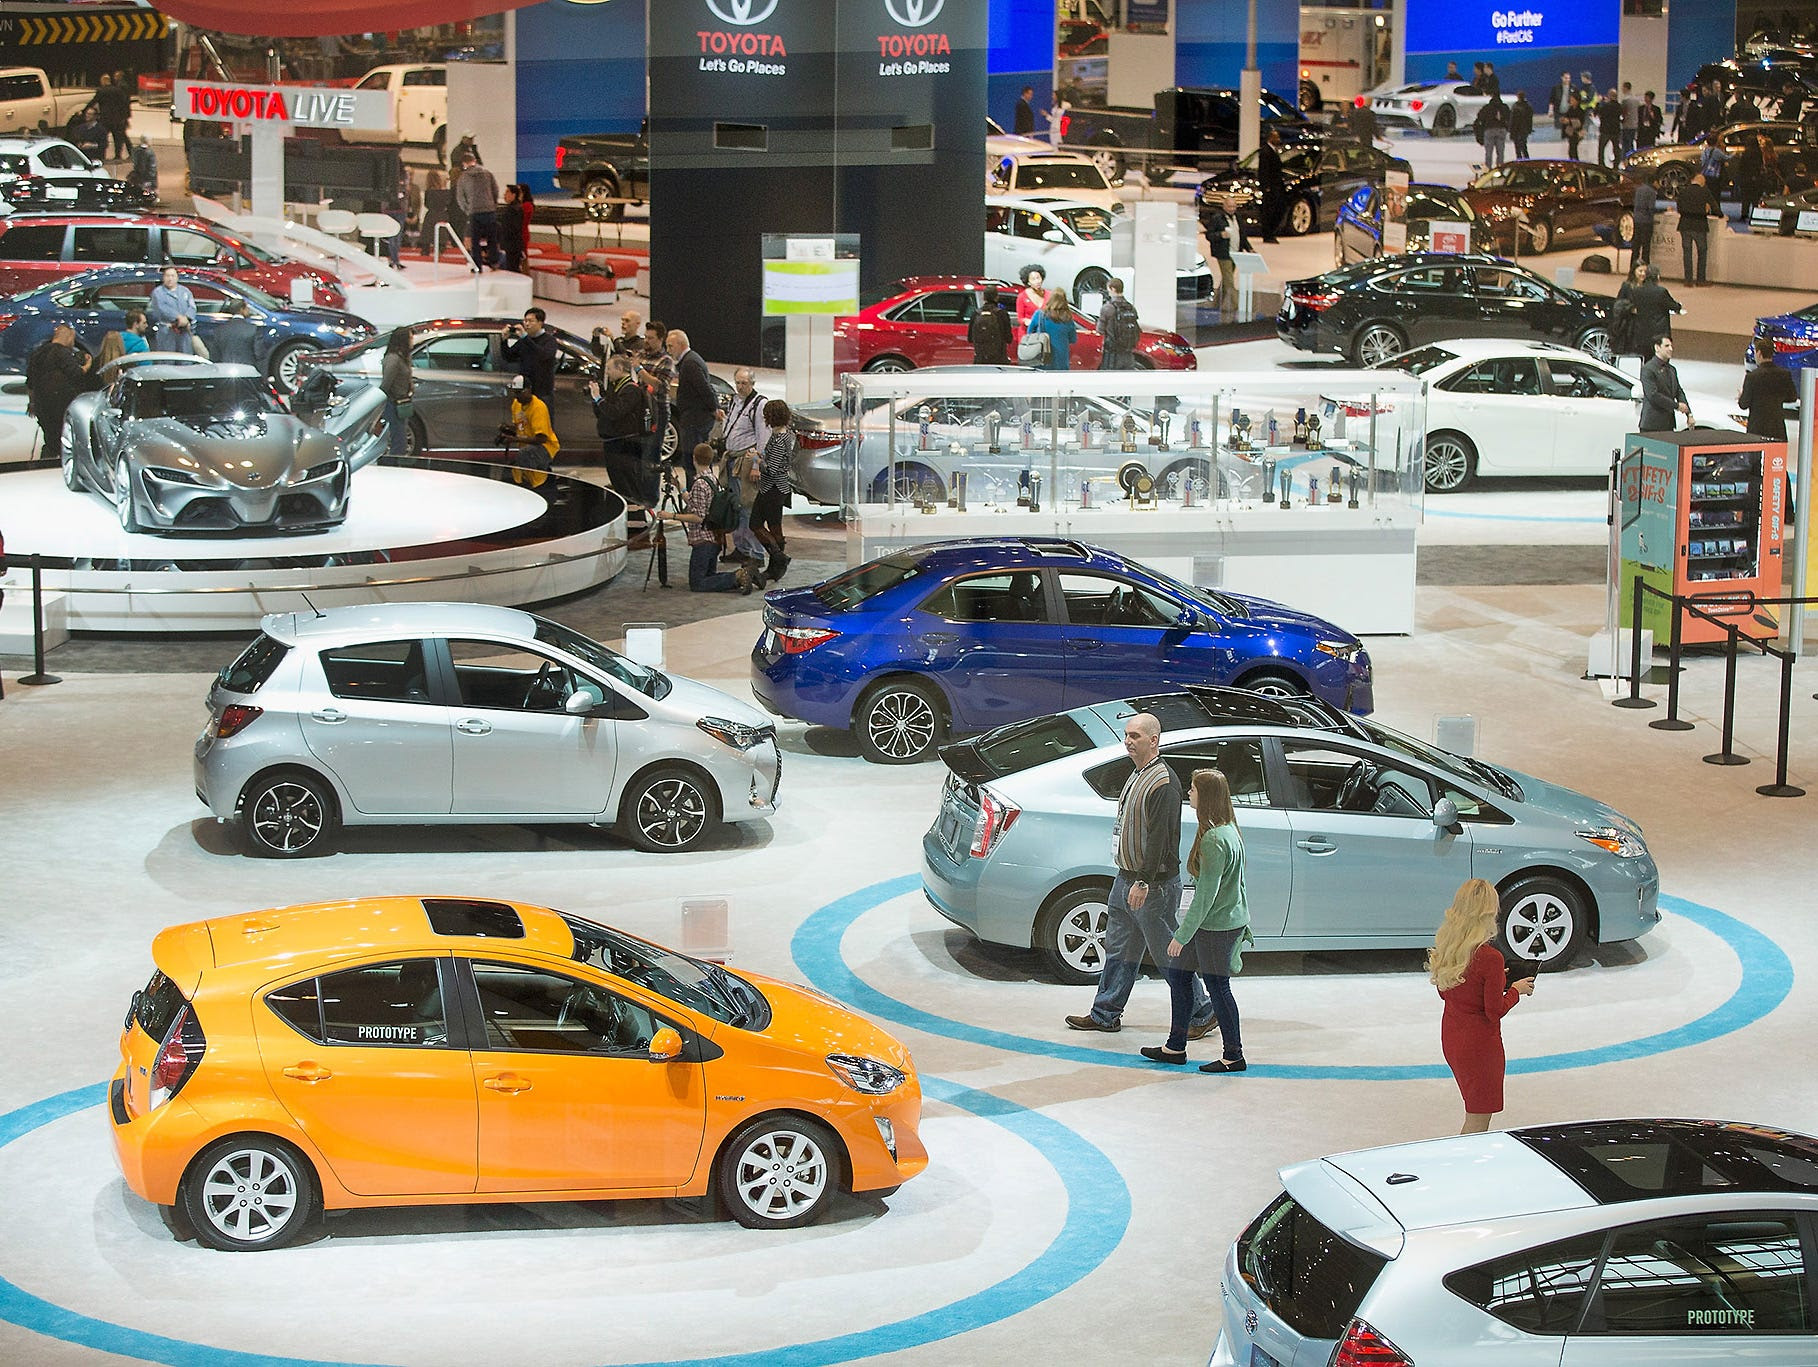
[1,465,549,560]
[2,580,1816,1365]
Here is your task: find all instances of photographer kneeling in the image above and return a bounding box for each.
[501,374,558,484]
[653,443,763,595]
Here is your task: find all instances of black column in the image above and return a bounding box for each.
[649,0,985,363]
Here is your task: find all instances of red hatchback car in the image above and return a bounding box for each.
[834,275,1198,376]
[0,213,344,307]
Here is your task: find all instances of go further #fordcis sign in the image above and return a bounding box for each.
[1404,0,1619,55]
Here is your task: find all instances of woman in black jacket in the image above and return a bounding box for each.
[1615,263,1681,361]
[590,352,652,532]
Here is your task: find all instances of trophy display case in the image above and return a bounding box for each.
[829,369,1427,633]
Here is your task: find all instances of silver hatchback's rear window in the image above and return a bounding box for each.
[217,634,288,694]
[1239,1191,1390,1341]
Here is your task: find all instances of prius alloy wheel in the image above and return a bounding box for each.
[181,1136,320,1251]
[720,1118,838,1229]
[1036,886,1110,985]
[1498,875,1588,969]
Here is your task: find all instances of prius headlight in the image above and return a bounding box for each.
[1577,826,1647,858]
[697,716,771,751]
[826,1054,906,1096]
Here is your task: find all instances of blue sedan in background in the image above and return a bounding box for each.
[750,538,1372,764]
[1754,300,1818,372]
[0,265,374,392]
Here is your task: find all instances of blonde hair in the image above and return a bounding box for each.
[95,330,127,369]
[1426,879,1501,990]
[1043,286,1073,323]
[1185,768,1236,879]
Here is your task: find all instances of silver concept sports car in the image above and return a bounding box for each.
[61,355,389,534]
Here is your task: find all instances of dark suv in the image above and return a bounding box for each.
[0,213,344,306]
[1277,254,1614,367]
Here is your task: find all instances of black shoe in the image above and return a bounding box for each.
[1199,1058,1248,1074]
[770,552,792,579]
[1064,1014,1120,1033]
[1140,1045,1187,1065]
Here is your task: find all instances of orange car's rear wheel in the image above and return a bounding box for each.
[181,1134,321,1252]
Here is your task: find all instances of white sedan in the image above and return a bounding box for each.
[984,193,1212,306]
[988,151,1125,213]
[1369,81,1495,137]
[1370,339,1742,493]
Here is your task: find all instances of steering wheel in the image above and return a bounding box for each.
[527,660,564,709]
[1335,760,1377,812]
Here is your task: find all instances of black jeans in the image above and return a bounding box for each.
[601,437,654,511]
[1681,229,1708,283]
[1164,967,1242,1057]
[750,484,789,565]
[468,210,498,268]
[1633,215,1653,264]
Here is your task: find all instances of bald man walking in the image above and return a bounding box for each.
[1067,712,1213,1035]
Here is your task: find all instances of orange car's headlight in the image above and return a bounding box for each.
[826,1054,906,1096]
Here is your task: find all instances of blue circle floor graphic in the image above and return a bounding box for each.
[0,1077,1127,1367]
[790,877,1795,1081]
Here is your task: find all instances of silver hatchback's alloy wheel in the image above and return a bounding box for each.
[1424,433,1477,493]
[1498,875,1589,969]
[242,773,336,858]
[1353,323,1405,367]
[857,680,940,764]
[720,1118,837,1229]
[629,772,712,851]
[1036,886,1110,985]
[180,1136,320,1252]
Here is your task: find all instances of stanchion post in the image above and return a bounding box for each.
[1613,572,1656,708]
[1702,618,1748,766]
[18,555,61,688]
[1649,590,1694,731]
[1756,649,1806,797]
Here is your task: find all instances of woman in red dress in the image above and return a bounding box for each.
[1428,879,1535,1134]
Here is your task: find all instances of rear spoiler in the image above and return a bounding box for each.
[937,736,994,786]
[1280,1158,1406,1261]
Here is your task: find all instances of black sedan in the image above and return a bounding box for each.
[1622,120,1815,198]
[1195,140,1409,238]
[1276,254,1615,368]
[1333,182,1496,265]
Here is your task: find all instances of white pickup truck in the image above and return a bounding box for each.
[0,68,93,136]
[350,64,446,157]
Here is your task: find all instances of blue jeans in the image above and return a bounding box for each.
[382,398,408,455]
[1088,873,1210,1026]
[688,540,740,592]
[1165,968,1242,1057]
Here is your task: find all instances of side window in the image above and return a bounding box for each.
[554,343,590,375]
[919,571,1048,624]
[1587,1214,1810,1335]
[1165,738,1271,808]
[355,71,390,91]
[985,205,1011,234]
[1445,1231,1603,1334]
[1012,209,1049,240]
[307,960,448,1047]
[447,639,579,712]
[1442,359,1543,396]
[402,68,443,87]
[1388,267,1461,295]
[163,229,223,266]
[318,639,431,704]
[911,291,975,324]
[413,335,491,371]
[1474,268,1548,301]
[1437,782,1505,822]
[0,223,68,260]
[38,145,75,170]
[1278,741,1434,817]
[470,961,660,1055]
[1057,572,1180,628]
[187,284,232,315]
[0,74,42,100]
[70,226,149,264]
[1546,359,1634,401]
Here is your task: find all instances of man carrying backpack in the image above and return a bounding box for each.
[1097,276,1142,369]
[968,285,1014,364]
[653,442,763,594]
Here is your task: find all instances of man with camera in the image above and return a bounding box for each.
[589,352,651,534]
[502,308,558,406]
[501,374,559,477]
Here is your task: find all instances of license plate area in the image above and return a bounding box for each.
[1249,1346,1283,1367]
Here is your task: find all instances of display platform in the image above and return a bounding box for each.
[0,459,627,633]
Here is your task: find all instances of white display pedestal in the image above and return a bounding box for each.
[1657,214,1818,289]
[849,498,1417,634]
[0,587,68,655]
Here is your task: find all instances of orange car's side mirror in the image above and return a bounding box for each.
[648,1027,683,1062]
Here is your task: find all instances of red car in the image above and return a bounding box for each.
[834,275,1198,375]
[0,213,344,307]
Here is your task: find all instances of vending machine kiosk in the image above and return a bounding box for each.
[1619,430,1789,645]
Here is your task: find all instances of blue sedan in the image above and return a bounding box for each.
[0,265,374,392]
[1754,301,1818,372]
[750,538,1372,763]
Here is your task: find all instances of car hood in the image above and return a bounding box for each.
[1218,590,1357,644]
[1496,767,1642,835]
[738,974,916,1073]
[1757,311,1818,333]
[654,672,771,730]
[133,414,334,484]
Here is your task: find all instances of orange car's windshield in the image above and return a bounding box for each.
[561,913,769,1029]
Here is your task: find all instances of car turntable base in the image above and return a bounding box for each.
[0,459,627,633]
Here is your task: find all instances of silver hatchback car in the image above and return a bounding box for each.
[922,687,1659,982]
[195,603,781,856]
[1213,1118,1818,1366]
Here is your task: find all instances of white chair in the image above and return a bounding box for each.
[355,212,401,255]
[315,208,358,239]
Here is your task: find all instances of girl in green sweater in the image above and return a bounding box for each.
[1140,767,1253,1072]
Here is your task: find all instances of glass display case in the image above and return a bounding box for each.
[830,368,1427,633]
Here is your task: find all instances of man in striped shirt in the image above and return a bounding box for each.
[1066,712,1213,1035]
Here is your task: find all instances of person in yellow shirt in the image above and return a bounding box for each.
[504,374,557,486]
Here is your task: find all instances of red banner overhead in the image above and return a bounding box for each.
[154,0,542,39]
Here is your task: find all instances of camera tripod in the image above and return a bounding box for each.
[641,466,687,590]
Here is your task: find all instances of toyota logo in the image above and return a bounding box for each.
[885,0,944,25]
[1245,1310,1259,1335]
[705,0,779,23]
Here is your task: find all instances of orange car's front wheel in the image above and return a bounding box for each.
[719,1116,840,1230]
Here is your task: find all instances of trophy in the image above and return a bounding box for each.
[1080,475,1093,509]
[1293,407,1308,445]
[1021,414,1034,448]
[1347,467,1362,509]
[1120,415,1138,453]
[1017,468,1032,507]
[1279,468,1293,508]
[947,447,961,507]
[1188,416,1203,448]
[1182,472,1198,509]
[1261,457,1277,503]
[918,477,937,512]
[1308,475,1320,505]
[1027,472,1042,513]
[918,405,933,451]
[1327,465,1344,504]
[1305,410,1324,452]
[1116,460,1156,508]
[1154,410,1175,452]
[1267,409,1279,447]
[1231,410,1252,452]
[984,410,1003,454]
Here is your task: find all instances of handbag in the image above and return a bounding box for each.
[1017,316,1052,365]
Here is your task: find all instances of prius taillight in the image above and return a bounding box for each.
[970,787,1021,858]
[148,1006,206,1111]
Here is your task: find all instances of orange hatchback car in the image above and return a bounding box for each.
[109,896,927,1251]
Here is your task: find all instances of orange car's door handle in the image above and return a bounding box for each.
[482,1074,532,1094]
[281,1064,332,1082]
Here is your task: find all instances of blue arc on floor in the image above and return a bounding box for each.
[0,1078,1128,1367]
[791,877,1794,1081]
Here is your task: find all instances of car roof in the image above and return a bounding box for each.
[127,363,261,381]
[1412,338,1586,362]
[0,211,215,228]
[154,896,582,982]
[0,136,79,152]
[261,601,538,645]
[1514,1119,1818,1204]
[993,193,1113,211]
[1304,1132,1598,1232]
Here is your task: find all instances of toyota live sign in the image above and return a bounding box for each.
[174,81,392,131]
